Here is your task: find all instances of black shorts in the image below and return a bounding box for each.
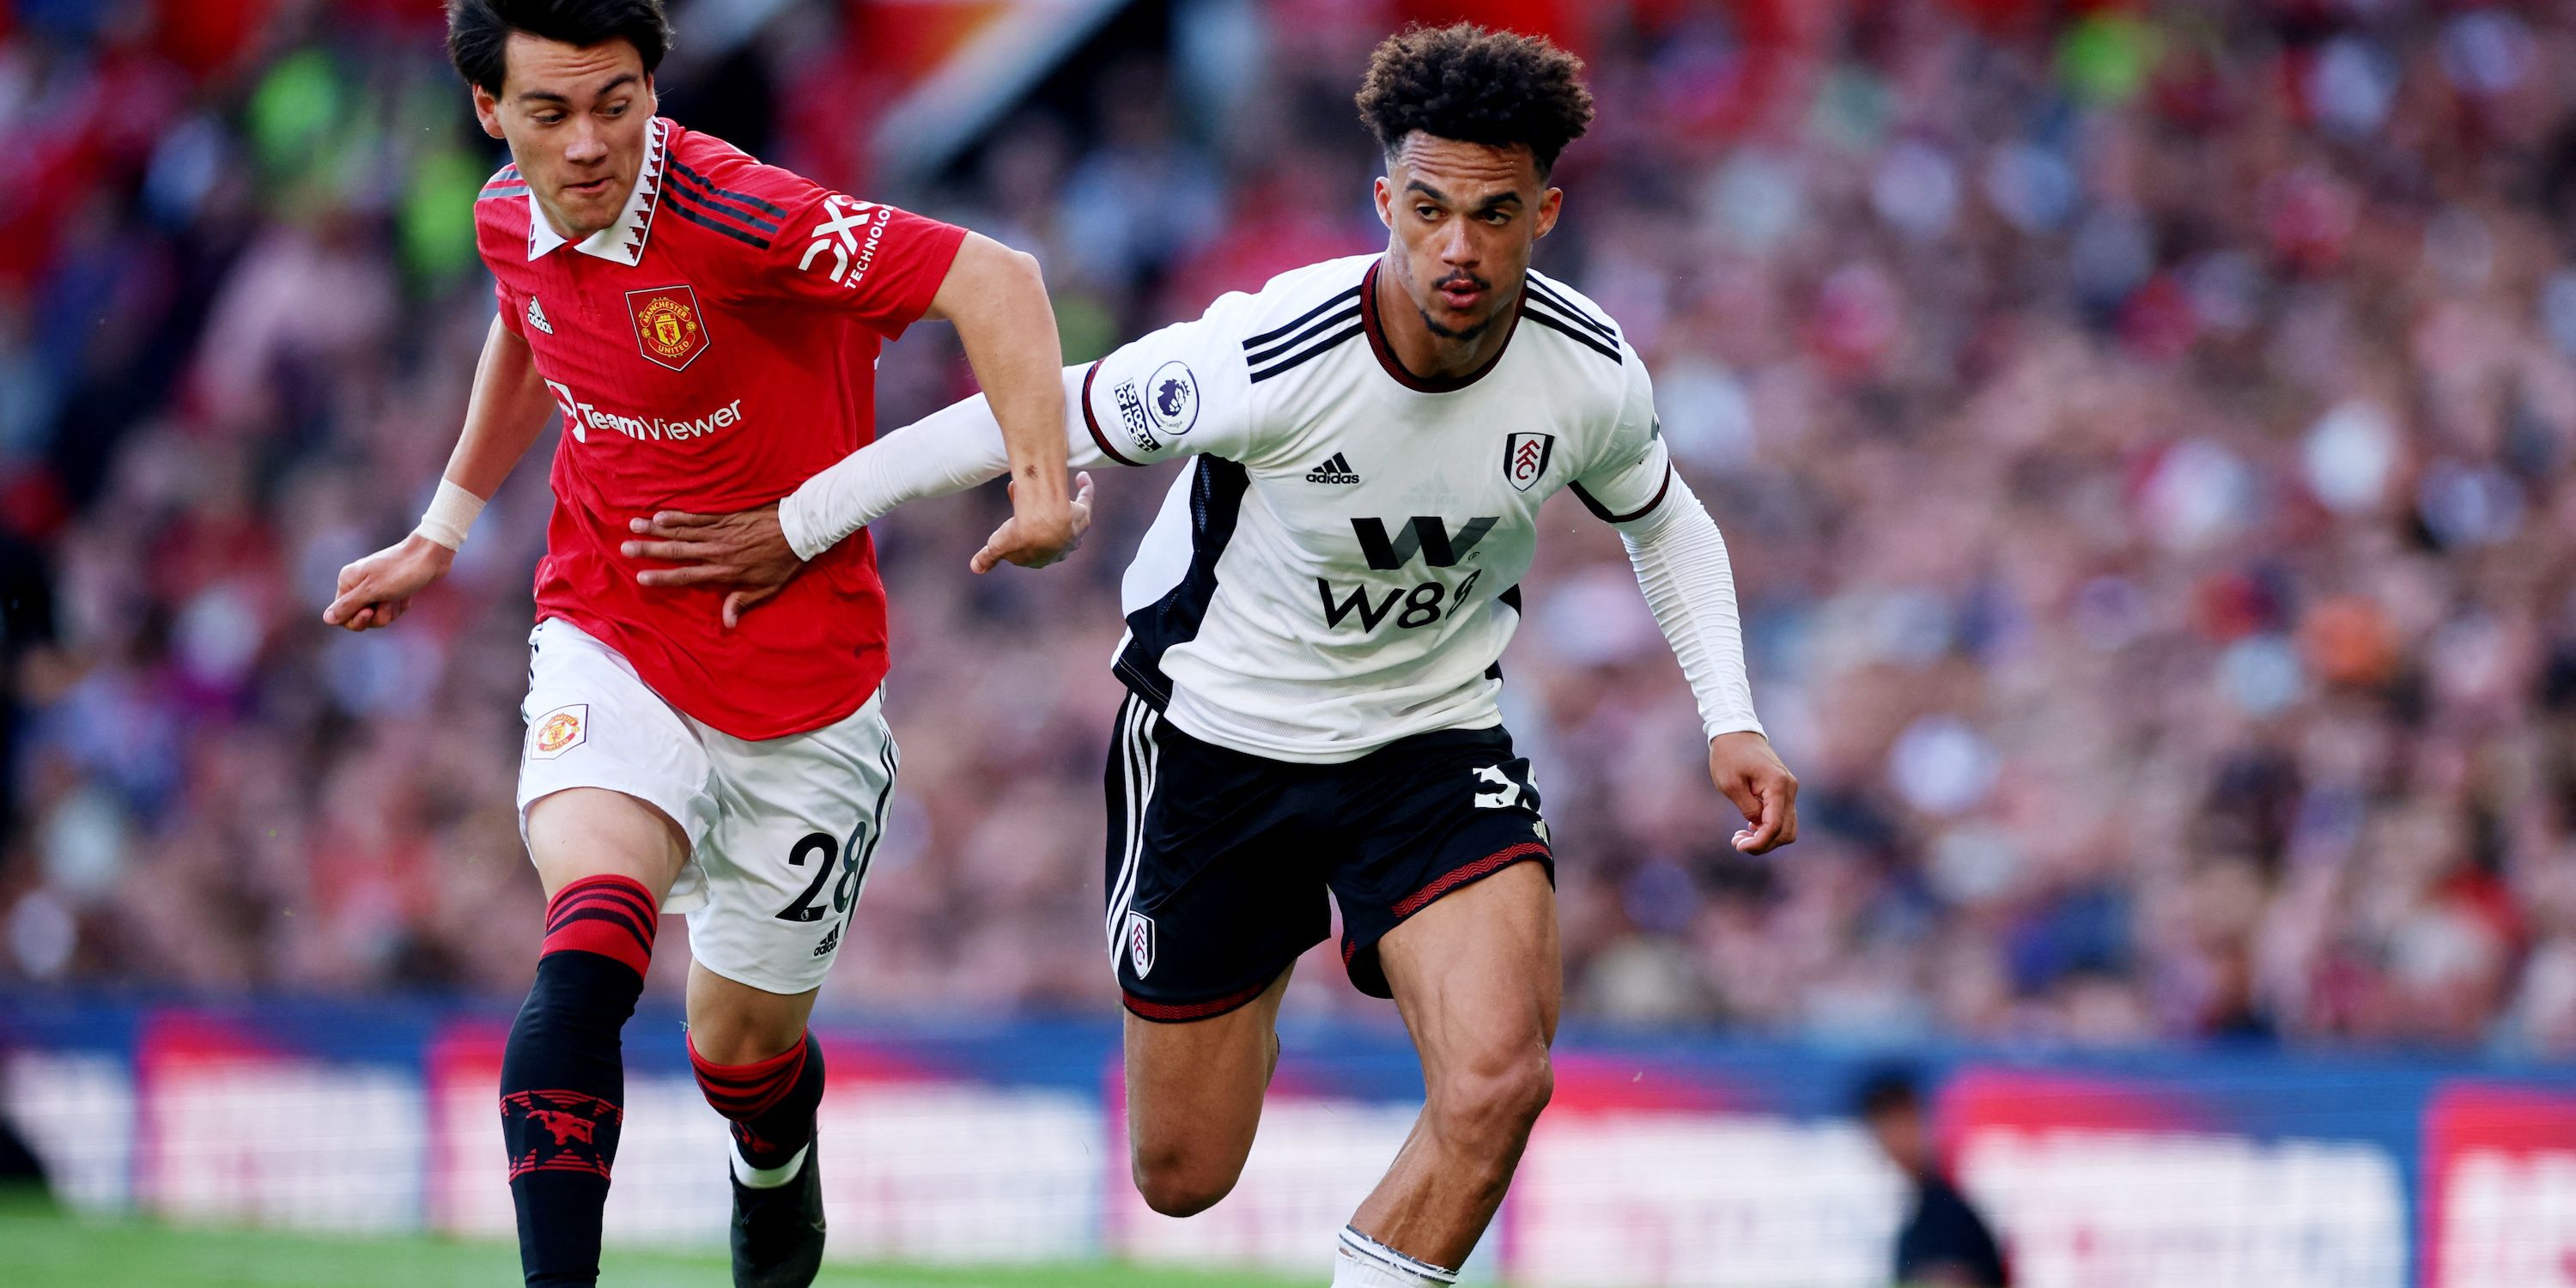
[1102,691,1553,1022]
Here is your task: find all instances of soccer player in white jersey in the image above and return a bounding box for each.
[627,23,1797,1286]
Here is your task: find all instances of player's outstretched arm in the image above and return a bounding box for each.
[922,232,1079,568]
[1595,464,1798,854]
[760,285,1261,573]
[631,283,1263,604]
[626,361,1106,621]
[1580,342,1796,853]
[322,314,554,631]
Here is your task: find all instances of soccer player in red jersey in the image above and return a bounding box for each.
[319,3,1084,1285]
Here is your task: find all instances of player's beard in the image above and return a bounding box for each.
[1417,270,1499,341]
[1419,308,1495,342]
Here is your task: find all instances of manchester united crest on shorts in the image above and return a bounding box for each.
[1126,910,1156,978]
[626,285,708,371]
[1504,432,1556,492]
[530,704,588,760]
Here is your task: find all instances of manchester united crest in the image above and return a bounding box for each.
[530,704,587,760]
[626,285,709,371]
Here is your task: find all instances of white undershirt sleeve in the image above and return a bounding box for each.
[1613,471,1765,742]
[778,364,1097,561]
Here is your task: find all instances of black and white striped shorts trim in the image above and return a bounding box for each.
[1104,695,1163,952]
[1340,1225,1459,1285]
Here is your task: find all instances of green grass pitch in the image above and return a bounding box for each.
[1,1193,1306,1288]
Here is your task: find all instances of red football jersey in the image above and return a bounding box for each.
[474,118,965,739]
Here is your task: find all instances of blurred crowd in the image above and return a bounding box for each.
[8,0,2576,1056]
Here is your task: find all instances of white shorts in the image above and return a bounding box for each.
[516,617,899,994]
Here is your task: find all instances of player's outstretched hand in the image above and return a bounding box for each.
[970,471,1093,574]
[623,503,802,630]
[321,534,453,632]
[1710,731,1799,854]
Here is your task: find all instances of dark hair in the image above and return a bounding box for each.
[1355,23,1595,175]
[1854,1066,1923,1120]
[447,0,672,95]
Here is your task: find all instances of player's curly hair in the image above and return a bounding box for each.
[447,0,673,95]
[1355,23,1595,175]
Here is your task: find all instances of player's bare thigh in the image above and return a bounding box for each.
[525,787,690,901]
[527,788,817,1063]
[1377,860,1562,1058]
[1122,964,1293,1218]
[1352,860,1559,1259]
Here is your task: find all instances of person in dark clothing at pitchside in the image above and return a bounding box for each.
[1858,1069,2011,1288]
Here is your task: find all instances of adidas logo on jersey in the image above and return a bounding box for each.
[526,297,555,335]
[1305,453,1362,484]
[812,923,841,958]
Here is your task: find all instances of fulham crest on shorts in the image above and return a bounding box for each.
[1126,911,1156,978]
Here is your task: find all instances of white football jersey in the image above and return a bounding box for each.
[1072,253,1675,764]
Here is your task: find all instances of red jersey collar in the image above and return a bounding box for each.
[529,117,670,265]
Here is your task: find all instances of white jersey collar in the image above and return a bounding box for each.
[528,117,669,265]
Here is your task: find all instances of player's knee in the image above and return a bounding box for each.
[685,1025,793,1066]
[1428,1045,1553,1148]
[1130,1139,1244,1218]
[683,1015,800,1067]
[685,966,817,1067]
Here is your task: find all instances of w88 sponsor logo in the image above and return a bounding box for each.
[1313,515,1500,633]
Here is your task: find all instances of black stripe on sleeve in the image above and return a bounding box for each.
[1244,305,1361,367]
[661,188,775,247]
[1524,277,1617,340]
[1249,323,1364,383]
[1242,285,1363,349]
[664,172,783,231]
[665,159,791,218]
[1523,307,1623,365]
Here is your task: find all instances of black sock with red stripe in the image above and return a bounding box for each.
[690,1031,826,1175]
[501,874,658,1287]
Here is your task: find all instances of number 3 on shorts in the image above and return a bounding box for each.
[775,823,868,923]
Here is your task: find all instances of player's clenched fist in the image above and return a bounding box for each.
[321,534,454,632]
[1710,732,1799,855]
[970,471,1094,574]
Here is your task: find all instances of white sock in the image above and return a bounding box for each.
[731,1140,809,1189]
[1334,1225,1458,1286]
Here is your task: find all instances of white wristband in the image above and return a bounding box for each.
[414,478,486,550]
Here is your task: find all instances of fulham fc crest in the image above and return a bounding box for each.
[627,284,709,372]
[1125,911,1156,979]
[1504,432,1556,492]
